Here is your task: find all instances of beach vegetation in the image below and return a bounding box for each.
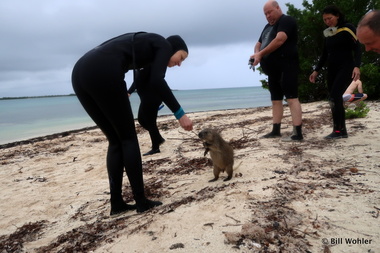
[345,101,370,119]
[258,0,380,102]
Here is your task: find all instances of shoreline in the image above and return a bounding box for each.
[0,87,272,147]
[0,106,270,149]
[0,126,98,150]
[0,101,379,252]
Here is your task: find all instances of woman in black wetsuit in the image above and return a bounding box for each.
[71,32,193,216]
[309,5,361,139]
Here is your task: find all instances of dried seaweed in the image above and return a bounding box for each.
[0,220,48,253]
[0,126,98,150]
[157,157,210,176]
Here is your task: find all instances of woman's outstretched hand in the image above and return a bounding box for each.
[178,114,193,131]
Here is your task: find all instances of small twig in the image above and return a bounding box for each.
[170,190,181,195]
[293,228,319,239]
[283,216,289,229]
[177,129,199,139]
[167,137,195,141]
[225,214,240,224]
[222,223,243,227]
[329,223,372,237]
[203,223,214,229]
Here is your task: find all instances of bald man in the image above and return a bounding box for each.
[250,1,303,141]
[357,10,380,53]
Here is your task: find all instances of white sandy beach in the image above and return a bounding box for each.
[0,101,379,253]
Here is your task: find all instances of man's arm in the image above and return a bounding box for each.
[254,41,262,53]
[251,31,288,65]
[260,31,287,56]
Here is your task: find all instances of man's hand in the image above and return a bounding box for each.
[250,53,262,66]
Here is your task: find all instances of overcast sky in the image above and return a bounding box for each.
[0,0,305,97]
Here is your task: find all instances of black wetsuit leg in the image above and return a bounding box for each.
[327,62,352,132]
[72,53,145,208]
[137,92,164,150]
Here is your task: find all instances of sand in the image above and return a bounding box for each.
[0,101,379,253]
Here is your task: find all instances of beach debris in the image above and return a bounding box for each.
[203,223,214,229]
[0,220,48,252]
[349,167,359,173]
[26,176,47,183]
[169,243,185,250]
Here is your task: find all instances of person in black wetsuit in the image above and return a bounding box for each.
[71,32,193,216]
[250,0,303,142]
[309,5,361,139]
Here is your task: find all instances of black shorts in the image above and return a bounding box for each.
[262,57,299,101]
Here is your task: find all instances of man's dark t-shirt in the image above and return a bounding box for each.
[258,14,298,74]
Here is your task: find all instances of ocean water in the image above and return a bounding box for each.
[0,86,270,145]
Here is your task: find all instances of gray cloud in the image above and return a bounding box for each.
[0,0,304,97]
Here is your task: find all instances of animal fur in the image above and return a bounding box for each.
[198,128,234,182]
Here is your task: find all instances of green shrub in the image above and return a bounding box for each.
[345,102,370,119]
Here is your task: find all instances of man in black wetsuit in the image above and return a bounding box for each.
[71,32,193,216]
[309,5,361,139]
[250,0,303,142]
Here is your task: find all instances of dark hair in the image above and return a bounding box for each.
[322,5,346,26]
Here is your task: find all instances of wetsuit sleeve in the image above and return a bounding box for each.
[157,80,182,113]
[148,42,182,115]
[128,81,136,94]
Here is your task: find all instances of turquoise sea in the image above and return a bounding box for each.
[0,86,270,145]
